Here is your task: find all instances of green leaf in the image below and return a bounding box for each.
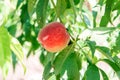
[10,36,24,62]
[28,0,37,16]
[10,36,26,73]
[16,0,24,8]
[83,64,100,80]
[83,14,91,27]
[98,0,106,6]
[12,52,17,71]
[7,24,17,37]
[65,0,80,8]
[20,4,30,24]
[56,0,66,17]
[36,0,49,28]
[99,69,109,80]
[23,21,32,41]
[96,46,113,60]
[43,62,52,80]
[113,10,120,20]
[102,59,120,78]
[89,27,116,31]
[100,15,109,27]
[31,36,40,50]
[41,52,54,66]
[100,0,114,26]
[48,74,56,80]
[92,11,97,27]
[0,27,11,66]
[112,1,120,11]
[86,40,96,57]
[113,56,120,68]
[76,54,82,70]
[112,32,120,53]
[39,50,45,65]
[54,43,75,75]
[61,53,80,80]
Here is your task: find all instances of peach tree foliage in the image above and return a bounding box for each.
[0,0,120,80]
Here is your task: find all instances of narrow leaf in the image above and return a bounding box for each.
[102,59,120,78]
[28,0,37,16]
[99,69,109,80]
[89,27,116,31]
[56,0,66,17]
[100,15,109,27]
[10,37,24,62]
[43,62,52,79]
[83,14,91,27]
[86,40,96,57]
[48,74,56,80]
[16,0,24,8]
[10,36,26,73]
[113,56,120,68]
[36,0,49,28]
[92,11,97,27]
[96,46,113,60]
[100,0,114,26]
[0,27,11,66]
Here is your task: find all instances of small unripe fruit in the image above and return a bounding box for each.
[38,22,70,52]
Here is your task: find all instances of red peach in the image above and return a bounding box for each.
[38,22,70,52]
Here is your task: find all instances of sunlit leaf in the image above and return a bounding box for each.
[28,0,37,16]
[10,36,26,73]
[89,27,116,31]
[0,27,11,66]
[56,0,66,17]
[48,74,56,80]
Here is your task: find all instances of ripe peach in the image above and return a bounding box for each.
[38,22,70,52]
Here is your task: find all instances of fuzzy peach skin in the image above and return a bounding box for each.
[38,22,70,52]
